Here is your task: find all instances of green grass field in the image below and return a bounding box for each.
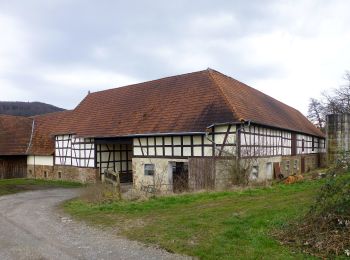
[0,178,82,196]
[64,179,327,259]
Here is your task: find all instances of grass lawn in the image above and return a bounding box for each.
[0,178,82,196]
[64,180,326,260]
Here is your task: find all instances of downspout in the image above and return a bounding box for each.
[26,119,35,177]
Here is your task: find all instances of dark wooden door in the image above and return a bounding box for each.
[0,156,27,179]
[173,162,189,193]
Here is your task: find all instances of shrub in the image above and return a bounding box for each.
[276,172,350,258]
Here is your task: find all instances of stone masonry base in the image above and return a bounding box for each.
[27,165,99,183]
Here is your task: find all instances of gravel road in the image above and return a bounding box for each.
[0,189,189,260]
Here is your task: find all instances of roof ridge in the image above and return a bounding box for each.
[206,69,242,121]
[90,69,210,96]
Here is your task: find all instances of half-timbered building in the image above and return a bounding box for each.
[0,69,326,190]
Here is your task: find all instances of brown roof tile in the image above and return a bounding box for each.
[68,70,234,137]
[1,69,324,156]
[26,110,72,155]
[208,69,324,137]
[0,115,33,155]
[67,69,323,138]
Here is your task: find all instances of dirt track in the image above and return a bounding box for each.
[0,189,188,260]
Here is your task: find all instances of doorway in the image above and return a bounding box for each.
[172,162,189,193]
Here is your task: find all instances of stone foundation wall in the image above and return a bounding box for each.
[132,157,188,192]
[27,165,98,183]
[280,153,325,176]
[215,156,282,189]
[216,153,326,189]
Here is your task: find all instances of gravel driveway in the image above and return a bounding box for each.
[0,189,189,260]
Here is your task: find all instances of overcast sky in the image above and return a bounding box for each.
[1,0,349,114]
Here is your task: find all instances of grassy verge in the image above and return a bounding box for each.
[64,179,328,259]
[0,178,82,196]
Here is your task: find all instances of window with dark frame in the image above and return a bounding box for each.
[144,164,155,176]
[312,137,315,151]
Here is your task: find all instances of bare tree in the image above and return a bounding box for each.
[307,71,350,129]
[307,98,326,129]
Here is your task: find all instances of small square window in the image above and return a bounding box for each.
[58,172,62,179]
[144,164,155,176]
[44,171,48,178]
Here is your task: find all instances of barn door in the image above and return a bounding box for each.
[188,158,215,190]
[0,156,27,179]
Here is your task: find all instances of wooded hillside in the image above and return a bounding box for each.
[0,101,65,117]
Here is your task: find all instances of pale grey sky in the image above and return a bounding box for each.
[0,0,349,114]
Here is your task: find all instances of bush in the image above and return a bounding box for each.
[276,172,350,258]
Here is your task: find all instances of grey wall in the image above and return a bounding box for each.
[326,113,350,163]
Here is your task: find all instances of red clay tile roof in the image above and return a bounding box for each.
[0,115,33,155]
[1,69,324,155]
[66,69,324,138]
[26,110,72,155]
[208,69,325,137]
[67,70,234,137]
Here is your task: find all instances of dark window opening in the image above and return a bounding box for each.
[58,172,62,179]
[312,137,315,151]
[44,171,48,178]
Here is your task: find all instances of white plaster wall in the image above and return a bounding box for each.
[27,156,54,166]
